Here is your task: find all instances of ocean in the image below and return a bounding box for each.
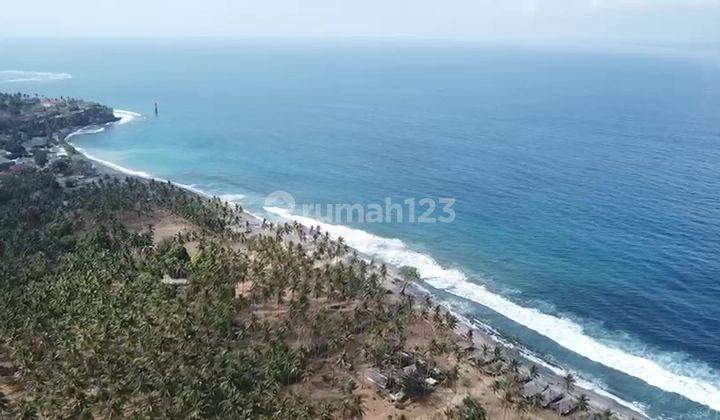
[2,38,719,419]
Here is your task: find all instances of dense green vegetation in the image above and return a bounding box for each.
[0,173,458,418]
[456,396,487,420]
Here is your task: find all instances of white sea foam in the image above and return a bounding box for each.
[444,309,647,413]
[113,109,141,125]
[173,182,211,197]
[65,110,213,199]
[513,339,648,414]
[72,145,210,198]
[0,70,72,83]
[66,109,152,182]
[72,145,153,179]
[64,107,135,139]
[72,127,107,136]
[264,206,720,413]
[220,194,247,203]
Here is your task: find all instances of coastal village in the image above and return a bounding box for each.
[0,92,641,419]
[0,92,117,182]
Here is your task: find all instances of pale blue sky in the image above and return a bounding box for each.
[2,0,719,44]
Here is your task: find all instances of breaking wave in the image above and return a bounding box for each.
[220,194,247,203]
[113,109,141,125]
[264,206,720,413]
[0,70,72,83]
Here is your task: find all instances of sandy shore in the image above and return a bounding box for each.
[60,119,647,420]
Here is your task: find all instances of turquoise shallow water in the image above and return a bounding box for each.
[2,39,720,418]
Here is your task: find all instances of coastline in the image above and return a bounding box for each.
[63,110,649,419]
[261,209,649,419]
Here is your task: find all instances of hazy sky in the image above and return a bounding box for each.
[2,0,719,44]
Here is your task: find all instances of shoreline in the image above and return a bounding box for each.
[63,110,648,419]
[263,209,649,419]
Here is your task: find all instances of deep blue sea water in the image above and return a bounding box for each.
[2,39,719,418]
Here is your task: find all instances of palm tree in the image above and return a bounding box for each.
[399,266,419,295]
[575,394,590,414]
[490,378,507,395]
[593,409,616,420]
[528,364,539,381]
[513,397,529,419]
[457,396,487,420]
[16,399,38,420]
[563,373,576,394]
[0,392,9,415]
[492,346,504,362]
[528,392,544,410]
[480,343,489,358]
[340,394,365,419]
[500,390,515,420]
[508,358,521,374]
[444,312,458,330]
